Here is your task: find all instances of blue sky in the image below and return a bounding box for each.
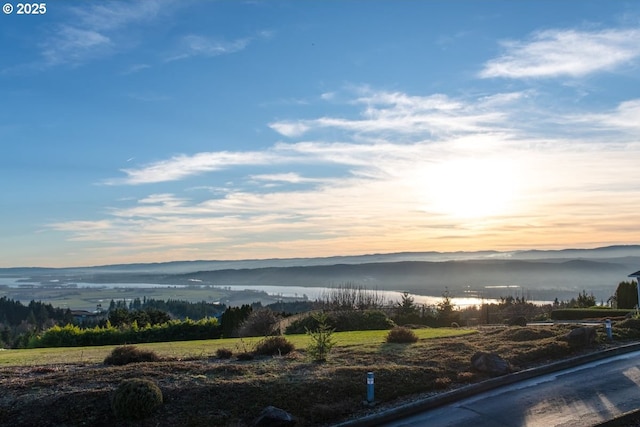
[1,0,640,267]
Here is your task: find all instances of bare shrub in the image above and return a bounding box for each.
[255,336,295,356]
[104,345,160,366]
[236,352,254,361]
[319,283,386,310]
[434,377,451,389]
[216,348,233,359]
[386,326,419,343]
[238,308,281,337]
[617,318,640,330]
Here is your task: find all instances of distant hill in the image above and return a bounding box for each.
[1,245,639,303]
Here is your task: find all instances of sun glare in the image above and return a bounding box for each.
[423,158,519,219]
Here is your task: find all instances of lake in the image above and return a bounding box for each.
[1,276,536,308]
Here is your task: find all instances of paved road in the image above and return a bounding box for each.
[384,350,640,427]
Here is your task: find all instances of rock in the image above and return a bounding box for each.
[471,351,511,376]
[564,327,596,347]
[253,406,297,427]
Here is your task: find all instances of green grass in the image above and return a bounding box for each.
[0,328,475,366]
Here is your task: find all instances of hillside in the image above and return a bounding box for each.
[1,245,639,303]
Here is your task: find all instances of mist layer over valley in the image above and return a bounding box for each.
[2,246,639,310]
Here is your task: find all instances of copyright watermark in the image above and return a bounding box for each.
[3,3,47,15]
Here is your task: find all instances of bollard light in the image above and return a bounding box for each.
[605,319,613,341]
[367,371,374,404]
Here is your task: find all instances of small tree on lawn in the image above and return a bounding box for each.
[306,312,336,362]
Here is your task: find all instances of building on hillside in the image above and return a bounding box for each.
[71,310,107,324]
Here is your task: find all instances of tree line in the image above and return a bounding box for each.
[2,281,638,349]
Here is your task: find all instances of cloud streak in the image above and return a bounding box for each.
[270,88,518,138]
[39,0,265,67]
[105,151,291,185]
[41,0,170,66]
[480,28,640,79]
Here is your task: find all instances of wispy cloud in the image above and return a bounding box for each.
[480,28,640,79]
[269,88,516,138]
[167,31,272,62]
[41,27,112,66]
[41,0,171,66]
[166,35,251,62]
[249,173,327,184]
[580,99,640,131]
[105,151,293,185]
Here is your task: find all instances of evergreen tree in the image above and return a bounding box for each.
[615,281,638,309]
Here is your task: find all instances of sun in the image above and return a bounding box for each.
[423,157,519,219]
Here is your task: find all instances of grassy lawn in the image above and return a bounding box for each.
[0,328,474,366]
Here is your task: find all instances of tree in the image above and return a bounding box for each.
[436,289,459,326]
[220,305,253,338]
[306,312,336,362]
[615,281,638,309]
[108,308,131,328]
[395,292,419,325]
[576,290,596,308]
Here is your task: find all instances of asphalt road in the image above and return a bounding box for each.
[383,350,640,427]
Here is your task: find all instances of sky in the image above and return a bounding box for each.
[1,0,640,268]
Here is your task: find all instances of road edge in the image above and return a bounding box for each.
[333,342,640,427]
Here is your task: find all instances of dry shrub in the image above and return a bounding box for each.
[255,336,295,356]
[617,318,640,330]
[238,308,281,337]
[236,352,254,361]
[111,378,163,420]
[456,371,476,382]
[434,377,451,389]
[216,348,233,359]
[501,327,555,342]
[386,326,419,343]
[104,345,160,366]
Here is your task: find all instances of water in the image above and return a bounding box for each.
[1,277,554,308]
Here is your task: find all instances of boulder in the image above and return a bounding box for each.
[471,351,510,376]
[564,327,596,347]
[253,406,297,427]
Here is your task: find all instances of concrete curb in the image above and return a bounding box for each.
[333,342,640,427]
